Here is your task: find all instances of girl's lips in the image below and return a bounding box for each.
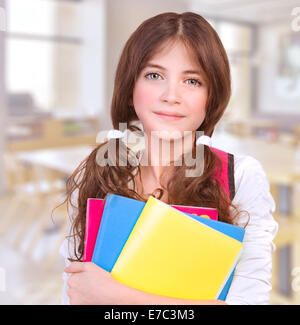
[154,112,185,121]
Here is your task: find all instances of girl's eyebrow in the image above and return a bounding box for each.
[144,63,203,76]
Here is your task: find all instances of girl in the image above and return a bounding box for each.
[60,12,278,305]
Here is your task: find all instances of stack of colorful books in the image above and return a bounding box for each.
[83,193,245,301]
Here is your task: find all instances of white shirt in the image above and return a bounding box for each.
[59,153,278,305]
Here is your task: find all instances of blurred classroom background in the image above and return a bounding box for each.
[0,0,300,305]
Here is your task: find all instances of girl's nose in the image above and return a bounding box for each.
[160,80,181,105]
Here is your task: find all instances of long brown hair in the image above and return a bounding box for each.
[63,12,243,261]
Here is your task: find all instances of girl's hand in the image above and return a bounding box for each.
[64,262,125,305]
[64,261,227,305]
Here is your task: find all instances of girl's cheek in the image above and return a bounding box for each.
[190,93,207,112]
[134,83,157,107]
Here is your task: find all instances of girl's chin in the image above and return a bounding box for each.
[145,129,185,141]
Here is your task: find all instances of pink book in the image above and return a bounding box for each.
[83,198,106,262]
[172,204,218,221]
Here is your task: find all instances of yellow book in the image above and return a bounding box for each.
[111,196,243,300]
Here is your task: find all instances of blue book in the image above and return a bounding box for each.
[91,193,245,300]
[92,194,145,272]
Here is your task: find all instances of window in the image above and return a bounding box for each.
[8,0,82,38]
[6,0,83,113]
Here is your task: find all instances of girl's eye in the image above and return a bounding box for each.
[186,79,201,87]
[145,72,161,80]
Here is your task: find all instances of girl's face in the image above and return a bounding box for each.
[132,40,208,141]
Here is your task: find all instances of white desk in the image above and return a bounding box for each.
[16,145,95,176]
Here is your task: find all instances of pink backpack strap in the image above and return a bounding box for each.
[210,147,235,202]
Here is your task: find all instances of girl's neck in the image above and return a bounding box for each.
[133,130,196,202]
[135,165,170,203]
[140,130,195,169]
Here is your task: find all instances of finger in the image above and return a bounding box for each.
[64,261,85,274]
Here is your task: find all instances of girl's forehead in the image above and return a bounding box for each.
[150,39,195,60]
[144,40,204,74]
